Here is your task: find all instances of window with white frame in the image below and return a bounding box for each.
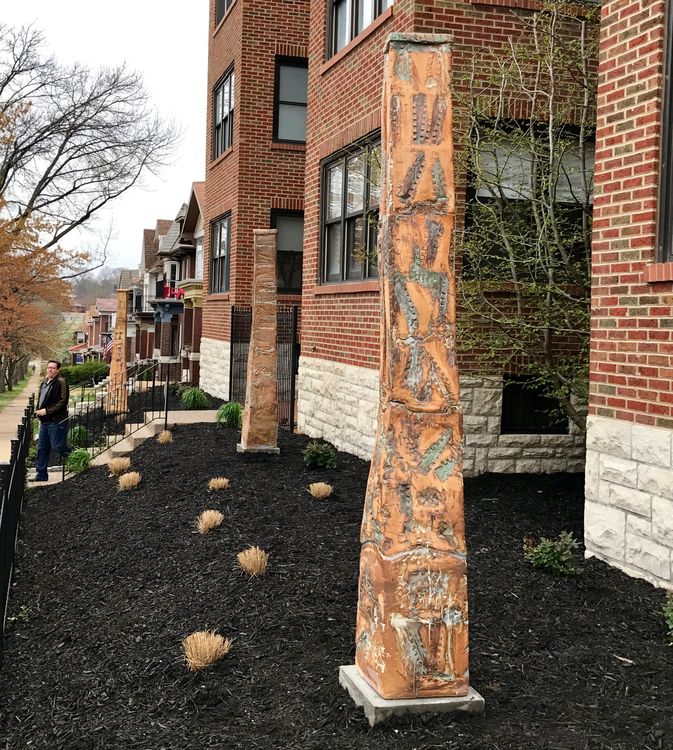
[321,138,380,283]
[329,0,393,57]
[195,236,204,280]
[274,58,308,143]
[211,215,231,293]
[213,69,234,158]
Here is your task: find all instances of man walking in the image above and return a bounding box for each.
[34,360,70,482]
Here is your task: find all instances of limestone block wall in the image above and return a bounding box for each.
[199,337,231,400]
[297,356,379,459]
[584,415,673,590]
[297,357,586,474]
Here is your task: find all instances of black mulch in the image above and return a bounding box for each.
[2,424,671,750]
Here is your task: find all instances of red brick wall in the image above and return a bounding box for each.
[302,0,590,371]
[590,0,673,429]
[203,0,309,344]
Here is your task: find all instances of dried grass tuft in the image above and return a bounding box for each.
[157,430,173,445]
[108,457,131,476]
[308,482,333,499]
[208,476,230,491]
[237,546,269,576]
[182,630,232,671]
[118,471,142,491]
[196,509,224,534]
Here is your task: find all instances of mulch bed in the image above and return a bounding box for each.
[2,424,671,750]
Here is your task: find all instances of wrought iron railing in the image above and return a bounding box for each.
[0,395,34,653]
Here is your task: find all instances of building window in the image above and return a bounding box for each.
[321,138,380,283]
[216,0,235,26]
[329,0,393,57]
[213,69,234,158]
[272,211,304,293]
[195,237,204,280]
[658,4,673,262]
[274,58,308,143]
[210,215,231,293]
[501,375,568,434]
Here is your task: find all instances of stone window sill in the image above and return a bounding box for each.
[320,6,394,76]
[207,292,230,301]
[313,280,379,295]
[210,146,234,170]
[644,262,673,283]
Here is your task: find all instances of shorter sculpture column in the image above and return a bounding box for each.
[238,229,280,455]
[106,288,128,415]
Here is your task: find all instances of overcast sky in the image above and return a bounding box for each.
[3,1,209,271]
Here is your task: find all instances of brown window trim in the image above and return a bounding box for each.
[656,2,673,264]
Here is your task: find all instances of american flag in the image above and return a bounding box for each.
[104,338,114,358]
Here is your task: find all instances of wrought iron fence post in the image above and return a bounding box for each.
[290,305,299,433]
[164,373,169,432]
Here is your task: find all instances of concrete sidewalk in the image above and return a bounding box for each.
[0,365,41,462]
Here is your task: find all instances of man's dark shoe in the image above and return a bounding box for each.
[32,475,48,482]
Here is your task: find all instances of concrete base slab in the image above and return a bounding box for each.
[338,665,485,727]
[236,443,280,455]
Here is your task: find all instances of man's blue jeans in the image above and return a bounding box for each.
[35,421,70,479]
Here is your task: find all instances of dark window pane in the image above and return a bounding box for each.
[326,223,342,280]
[347,154,365,214]
[279,65,308,104]
[501,375,568,434]
[369,146,381,208]
[276,215,304,252]
[346,217,365,279]
[333,0,349,53]
[278,104,307,141]
[327,164,343,220]
[367,214,379,278]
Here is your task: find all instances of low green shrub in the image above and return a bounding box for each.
[523,531,579,576]
[168,381,187,396]
[216,401,242,429]
[136,367,154,382]
[180,387,211,410]
[66,448,90,474]
[663,592,673,645]
[303,440,337,469]
[67,424,89,448]
[60,362,109,386]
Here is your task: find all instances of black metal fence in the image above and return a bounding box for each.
[60,359,169,476]
[0,395,34,652]
[230,305,299,432]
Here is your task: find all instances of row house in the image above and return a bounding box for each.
[585,0,673,589]
[73,298,117,362]
[198,0,309,398]
[200,0,596,475]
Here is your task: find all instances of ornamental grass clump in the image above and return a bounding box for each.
[182,630,232,671]
[303,440,337,469]
[180,387,211,410]
[157,430,173,445]
[119,471,142,491]
[107,457,131,476]
[523,531,580,576]
[308,482,333,499]
[216,401,242,429]
[196,509,224,534]
[663,592,673,645]
[208,476,230,491]
[66,448,90,474]
[237,546,269,577]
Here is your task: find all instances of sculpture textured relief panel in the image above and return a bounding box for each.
[354,34,470,701]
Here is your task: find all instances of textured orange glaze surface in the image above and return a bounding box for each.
[106,288,128,415]
[354,35,470,700]
[240,230,279,450]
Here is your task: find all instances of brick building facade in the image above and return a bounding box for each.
[199,0,309,398]
[297,0,592,473]
[585,0,673,589]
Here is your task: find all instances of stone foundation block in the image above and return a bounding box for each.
[585,501,626,561]
[625,534,672,581]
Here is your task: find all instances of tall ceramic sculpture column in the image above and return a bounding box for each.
[238,229,280,454]
[340,35,483,721]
